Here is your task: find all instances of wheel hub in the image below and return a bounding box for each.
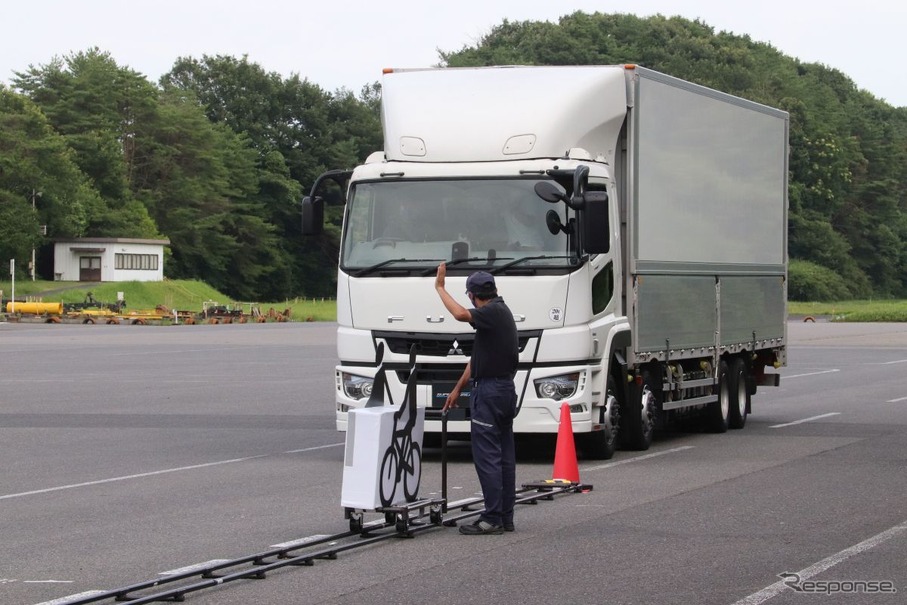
[603,393,620,434]
[640,387,655,430]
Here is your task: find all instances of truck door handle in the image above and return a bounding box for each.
[426,316,445,323]
[387,316,404,323]
[513,314,526,322]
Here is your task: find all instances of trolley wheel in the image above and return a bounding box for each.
[429,508,443,525]
[349,514,363,533]
[395,517,410,535]
[385,511,397,525]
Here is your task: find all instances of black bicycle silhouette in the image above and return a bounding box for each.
[368,344,422,507]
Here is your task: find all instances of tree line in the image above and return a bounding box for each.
[2,12,905,300]
[1,50,380,299]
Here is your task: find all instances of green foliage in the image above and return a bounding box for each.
[789,299,907,322]
[0,278,338,321]
[788,259,853,301]
[0,279,225,310]
[161,55,380,297]
[0,87,103,270]
[13,49,160,238]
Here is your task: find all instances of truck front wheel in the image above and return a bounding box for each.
[579,374,620,460]
[622,367,659,451]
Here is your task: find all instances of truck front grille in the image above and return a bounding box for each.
[373,330,539,358]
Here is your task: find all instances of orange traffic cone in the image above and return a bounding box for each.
[552,402,580,483]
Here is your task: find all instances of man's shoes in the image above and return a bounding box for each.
[503,521,515,532]
[459,520,504,535]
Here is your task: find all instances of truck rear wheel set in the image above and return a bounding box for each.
[707,357,750,431]
[728,358,750,429]
[621,355,752,448]
[706,360,732,433]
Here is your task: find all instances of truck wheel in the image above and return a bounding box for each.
[706,360,731,433]
[622,367,659,451]
[728,357,750,429]
[580,374,619,460]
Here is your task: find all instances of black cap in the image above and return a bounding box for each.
[466,271,496,293]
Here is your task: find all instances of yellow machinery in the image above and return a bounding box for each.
[5,301,63,315]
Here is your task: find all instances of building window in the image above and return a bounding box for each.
[115,253,159,271]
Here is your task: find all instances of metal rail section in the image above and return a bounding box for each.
[55,481,590,604]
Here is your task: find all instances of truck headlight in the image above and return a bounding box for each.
[534,372,580,401]
[341,373,373,400]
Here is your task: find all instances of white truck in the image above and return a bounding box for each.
[303,65,788,459]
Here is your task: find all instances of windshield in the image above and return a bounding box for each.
[340,179,571,272]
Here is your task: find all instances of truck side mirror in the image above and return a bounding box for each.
[302,196,324,236]
[534,181,567,204]
[546,209,565,235]
[581,191,610,254]
[301,169,353,237]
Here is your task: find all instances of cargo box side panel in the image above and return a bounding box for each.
[631,72,787,269]
[635,275,716,353]
[720,276,786,344]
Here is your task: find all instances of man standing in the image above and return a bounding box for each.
[435,263,519,535]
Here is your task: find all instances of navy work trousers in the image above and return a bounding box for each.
[470,377,517,527]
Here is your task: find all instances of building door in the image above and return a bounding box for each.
[79,256,102,282]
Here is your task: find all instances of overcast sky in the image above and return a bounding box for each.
[2,0,905,107]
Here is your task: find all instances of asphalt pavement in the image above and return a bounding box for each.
[1,320,905,605]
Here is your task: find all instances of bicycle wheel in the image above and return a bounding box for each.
[402,442,422,502]
[379,446,399,506]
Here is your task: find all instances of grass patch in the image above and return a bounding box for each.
[789,300,907,322]
[9,281,900,323]
[0,279,338,321]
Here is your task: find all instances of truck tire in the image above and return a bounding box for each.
[706,359,731,433]
[728,357,750,429]
[622,367,659,451]
[579,374,619,460]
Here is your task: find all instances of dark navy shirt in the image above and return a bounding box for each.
[469,297,518,379]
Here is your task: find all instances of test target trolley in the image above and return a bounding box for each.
[341,345,444,534]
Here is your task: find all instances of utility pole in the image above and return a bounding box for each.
[31,189,42,281]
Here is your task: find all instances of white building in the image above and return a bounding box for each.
[53,238,170,282]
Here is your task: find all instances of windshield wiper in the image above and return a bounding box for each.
[488,255,575,274]
[352,258,444,278]
[418,256,506,276]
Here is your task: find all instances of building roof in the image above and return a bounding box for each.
[54,237,171,246]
